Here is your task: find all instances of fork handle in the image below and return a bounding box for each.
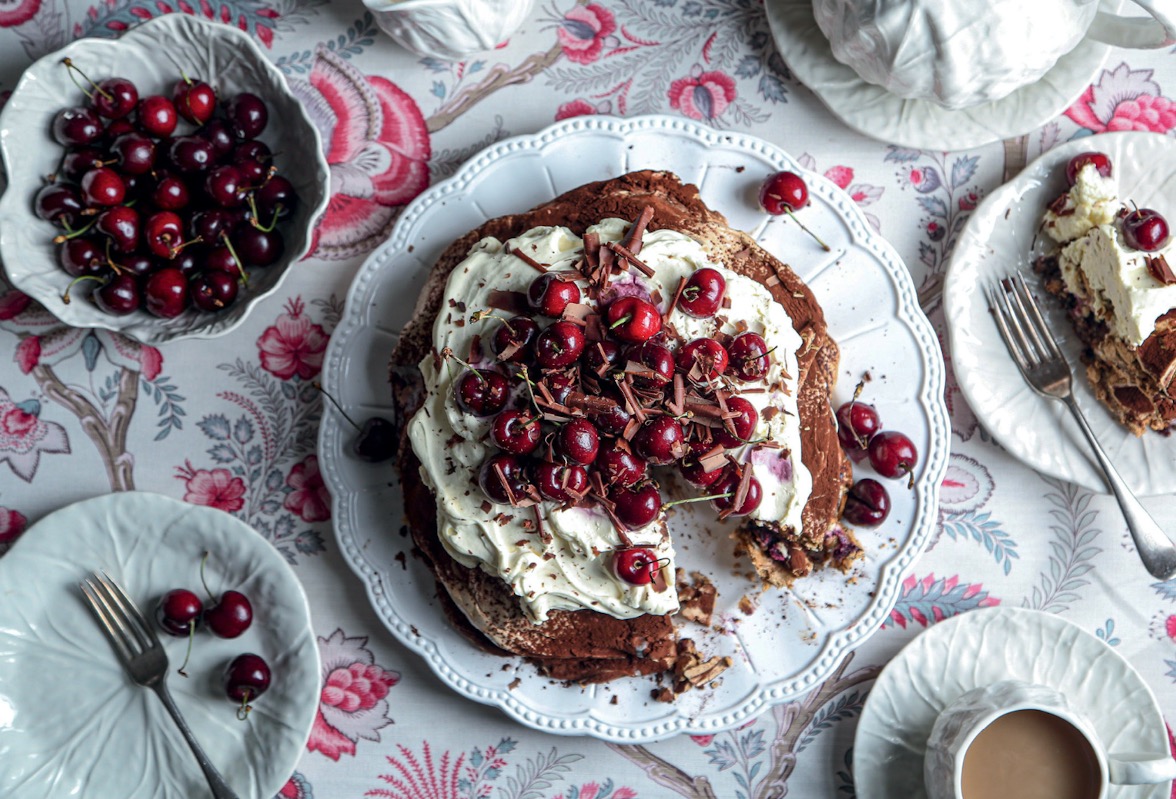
[1063,395,1176,581]
[152,682,241,799]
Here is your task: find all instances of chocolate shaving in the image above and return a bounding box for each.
[487,289,528,314]
[603,506,633,546]
[608,241,656,278]
[562,302,594,322]
[532,506,552,544]
[493,462,521,507]
[507,244,548,273]
[669,372,686,417]
[567,391,619,414]
[1047,193,1073,216]
[665,276,688,323]
[1147,254,1176,285]
[621,205,655,255]
[685,400,723,419]
[583,232,601,270]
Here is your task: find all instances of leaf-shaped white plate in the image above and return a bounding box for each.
[0,492,319,799]
[944,131,1176,495]
[317,114,950,742]
[855,607,1171,799]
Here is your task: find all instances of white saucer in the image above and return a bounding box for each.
[854,607,1171,799]
[0,492,320,799]
[764,0,1117,150]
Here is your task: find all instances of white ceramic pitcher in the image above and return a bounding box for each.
[812,0,1176,109]
[363,0,537,61]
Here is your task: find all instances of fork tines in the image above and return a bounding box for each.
[986,273,1065,370]
[80,571,157,662]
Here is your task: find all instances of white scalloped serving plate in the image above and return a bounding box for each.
[317,115,949,742]
[944,131,1176,495]
[855,607,1171,799]
[0,492,320,799]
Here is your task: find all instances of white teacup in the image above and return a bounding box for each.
[812,0,1176,109]
[363,0,537,61]
[924,680,1176,799]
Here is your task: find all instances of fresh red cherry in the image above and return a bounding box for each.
[527,273,581,317]
[633,416,685,465]
[137,95,178,138]
[678,440,725,488]
[233,226,285,268]
[233,140,273,170]
[535,461,589,503]
[168,135,215,173]
[80,167,126,206]
[611,483,662,530]
[867,430,919,481]
[101,117,135,142]
[711,469,763,517]
[91,77,140,119]
[188,208,235,243]
[582,340,621,375]
[223,653,271,717]
[199,118,236,161]
[151,173,191,211]
[59,237,104,277]
[590,396,631,436]
[606,296,662,343]
[120,253,157,277]
[51,106,103,146]
[353,417,396,462]
[626,341,674,388]
[679,267,725,318]
[110,132,156,175]
[34,183,84,225]
[676,338,729,380]
[61,147,106,182]
[558,418,599,464]
[715,397,759,448]
[759,170,809,214]
[95,205,140,253]
[189,270,240,312]
[93,272,141,315]
[612,546,662,584]
[534,320,586,368]
[490,315,539,363]
[1065,151,1112,186]
[455,369,509,416]
[836,399,881,461]
[204,165,245,208]
[490,409,541,455]
[144,267,190,318]
[842,478,891,527]
[204,244,244,277]
[254,175,299,223]
[226,92,268,140]
[145,211,185,258]
[173,77,216,124]
[1123,208,1171,252]
[204,590,252,639]
[478,453,530,504]
[595,441,648,487]
[156,588,203,636]
[728,332,770,381]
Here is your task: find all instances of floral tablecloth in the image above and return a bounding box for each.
[1,2,1175,798]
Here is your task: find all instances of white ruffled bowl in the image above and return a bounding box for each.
[0,13,330,345]
[364,0,537,60]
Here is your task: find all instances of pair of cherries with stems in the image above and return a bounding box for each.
[835,381,920,528]
[156,553,270,719]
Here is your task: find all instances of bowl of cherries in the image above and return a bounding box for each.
[0,13,329,345]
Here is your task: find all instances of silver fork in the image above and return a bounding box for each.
[80,572,241,799]
[986,274,1176,581]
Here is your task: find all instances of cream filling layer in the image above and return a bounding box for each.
[408,219,811,623]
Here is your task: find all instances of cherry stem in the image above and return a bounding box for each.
[517,364,541,414]
[198,550,217,605]
[62,57,113,101]
[168,235,204,259]
[784,208,831,252]
[104,239,126,276]
[62,274,102,305]
[237,691,252,721]
[608,314,631,330]
[311,381,361,430]
[441,347,485,388]
[469,309,515,334]
[662,492,731,509]
[246,192,282,232]
[177,619,195,677]
[218,231,249,285]
[52,216,97,243]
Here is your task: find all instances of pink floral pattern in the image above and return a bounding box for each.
[258,297,328,382]
[556,98,603,121]
[0,0,40,27]
[1066,63,1176,134]
[0,506,27,546]
[177,462,248,513]
[0,389,69,482]
[284,454,330,523]
[289,48,431,261]
[308,630,400,760]
[667,69,736,121]
[557,4,616,65]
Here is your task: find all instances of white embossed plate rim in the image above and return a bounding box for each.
[318,114,949,742]
[0,492,320,799]
[764,0,1117,151]
[854,606,1171,799]
[944,131,1176,495]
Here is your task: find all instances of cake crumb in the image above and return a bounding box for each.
[508,678,522,690]
[738,594,756,616]
[610,695,619,705]
[675,570,717,625]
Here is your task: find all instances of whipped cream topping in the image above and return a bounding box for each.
[408,219,811,623]
[1044,163,1176,347]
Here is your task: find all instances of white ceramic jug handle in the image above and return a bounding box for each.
[1088,0,1176,48]
[1106,754,1176,785]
